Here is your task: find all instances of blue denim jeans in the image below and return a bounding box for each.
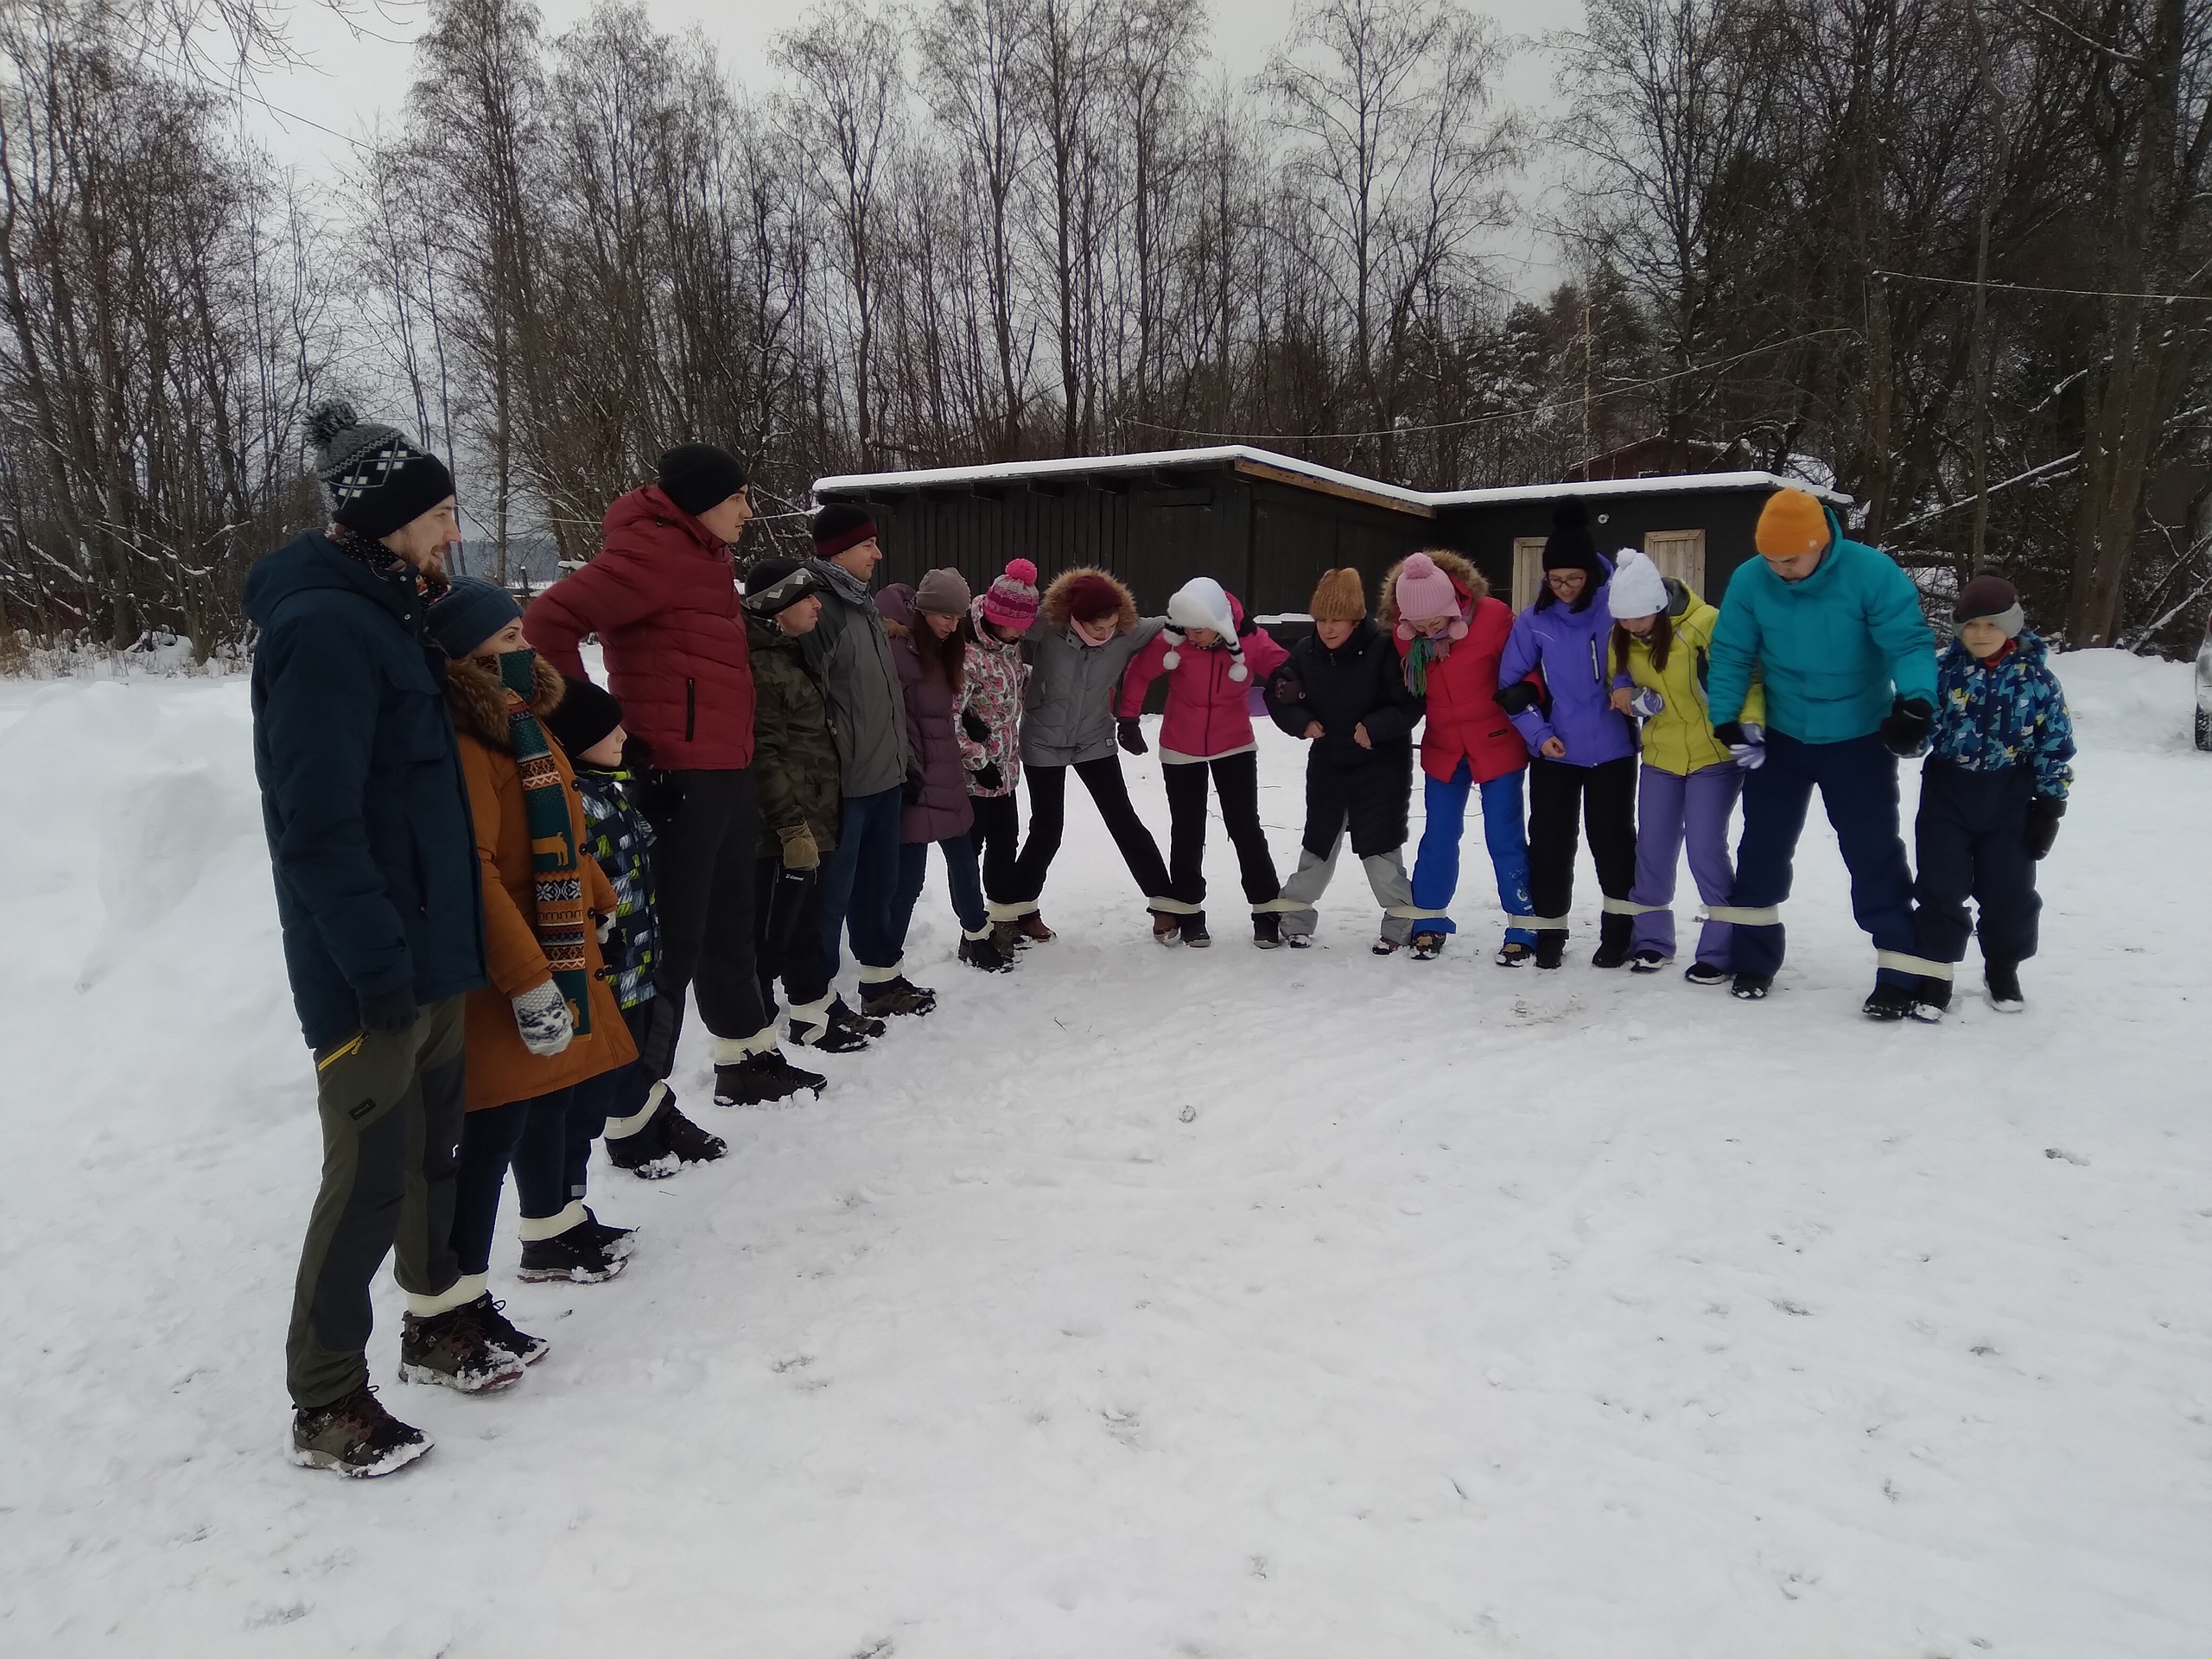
[817,785,905,974]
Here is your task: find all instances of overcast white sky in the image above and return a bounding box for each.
[242,0,1581,297]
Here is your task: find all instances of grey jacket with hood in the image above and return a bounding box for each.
[1020,567,1166,767]
[803,556,912,797]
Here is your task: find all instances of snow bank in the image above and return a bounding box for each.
[2049,646,2198,753]
[3,668,2210,1658]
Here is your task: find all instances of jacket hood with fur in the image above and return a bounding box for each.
[1041,566,1138,635]
[444,652,569,750]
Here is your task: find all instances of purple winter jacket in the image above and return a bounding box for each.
[1497,555,1637,766]
[877,584,976,845]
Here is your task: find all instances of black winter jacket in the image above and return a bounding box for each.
[1264,620,1426,857]
[245,531,487,1049]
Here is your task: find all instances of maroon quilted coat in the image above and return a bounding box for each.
[523,485,755,770]
[877,583,974,845]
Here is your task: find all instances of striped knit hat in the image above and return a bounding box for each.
[982,558,1040,630]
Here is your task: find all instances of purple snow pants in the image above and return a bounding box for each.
[1629,761,1743,966]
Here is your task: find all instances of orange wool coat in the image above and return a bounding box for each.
[445,654,637,1111]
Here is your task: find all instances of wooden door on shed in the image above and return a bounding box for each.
[1643,529,1707,594]
[1511,537,1547,610]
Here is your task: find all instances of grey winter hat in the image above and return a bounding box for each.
[1955,571,2024,639]
[308,400,455,542]
[914,567,973,616]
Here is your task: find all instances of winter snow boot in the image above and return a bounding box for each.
[829,997,886,1039]
[1684,961,1729,986]
[1253,913,1283,950]
[990,921,1027,956]
[517,1221,627,1284]
[1369,936,1396,956]
[1534,932,1567,970]
[398,1301,529,1393]
[1862,981,1917,1022]
[715,1049,829,1107]
[1589,912,1633,969]
[1152,910,1182,946]
[1985,960,2024,1012]
[958,933,1018,972]
[289,1384,432,1478]
[791,1001,872,1052]
[658,1103,726,1163]
[1910,977,1952,1025]
[1287,931,1313,950]
[581,1206,636,1262]
[1630,949,1670,973]
[605,1107,677,1179]
[1015,912,1056,944]
[1179,912,1212,949]
[1494,941,1531,967]
[1731,971,1773,1001]
[861,976,937,1018]
[1411,932,1445,961]
[475,1297,550,1366]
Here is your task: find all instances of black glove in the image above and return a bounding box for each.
[2024,793,2066,860]
[1271,670,1306,704]
[1712,721,1745,747]
[961,709,991,744]
[972,761,1003,792]
[1116,716,1148,756]
[902,772,925,805]
[635,992,683,1082]
[358,985,418,1035]
[1497,681,1540,717]
[1878,695,1934,757]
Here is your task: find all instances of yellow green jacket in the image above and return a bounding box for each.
[1610,582,1764,775]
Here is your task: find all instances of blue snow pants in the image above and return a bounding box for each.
[1727,730,1919,987]
[1408,759,1535,944]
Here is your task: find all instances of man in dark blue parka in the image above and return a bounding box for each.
[248,401,491,1477]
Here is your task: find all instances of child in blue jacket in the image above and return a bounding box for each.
[1908,574,2075,1019]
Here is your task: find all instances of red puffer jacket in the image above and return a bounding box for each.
[523,485,755,770]
[1377,550,1528,785]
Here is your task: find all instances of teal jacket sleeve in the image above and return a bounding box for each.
[1705,579,1761,728]
[1866,557,1938,707]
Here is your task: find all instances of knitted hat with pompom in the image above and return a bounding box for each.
[982,557,1040,630]
[308,400,455,542]
[1392,552,1466,641]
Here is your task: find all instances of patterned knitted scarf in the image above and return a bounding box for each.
[331,525,451,605]
[499,649,592,1035]
[1401,599,1473,696]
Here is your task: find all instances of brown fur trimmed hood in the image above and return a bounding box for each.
[444,652,569,749]
[1042,566,1138,635]
[1376,547,1488,631]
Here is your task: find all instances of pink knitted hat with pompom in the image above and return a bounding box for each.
[1393,552,1467,642]
[982,556,1040,630]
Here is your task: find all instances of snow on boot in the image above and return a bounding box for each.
[1630,949,1670,973]
[990,921,1027,955]
[715,1049,829,1107]
[1179,912,1212,948]
[1684,962,1730,987]
[581,1205,636,1262]
[791,999,872,1052]
[1411,931,1445,961]
[1910,977,1952,1025]
[1862,982,1916,1022]
[1369,936,1396,956]
[1534,932,1566,970]
[606,1106,678,1179]
[1494,941,1531,967]
[517,1218,627,1284]
[1985,960,2024,1013]
[1151,910,1182,946]
[958,932,1018,973]
[658,1103,727,1163]
[1589,912,1633,969]
[289,1384,432,1478]
[829,997,886,1039]
[1731,971,1772,1001]
[399,1302,529,1393]
[1015,912,1056,944]
[861,976,937,1018]
[1252,913,1284,950]
[474,1297,550,1366]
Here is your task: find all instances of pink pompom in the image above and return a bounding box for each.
[1006,556,1038,585]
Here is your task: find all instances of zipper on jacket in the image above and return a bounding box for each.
[684,677,696,741]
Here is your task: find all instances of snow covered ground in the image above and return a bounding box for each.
[3,650,2209,1658]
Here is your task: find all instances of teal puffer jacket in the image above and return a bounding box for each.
[1706,506,1937,744]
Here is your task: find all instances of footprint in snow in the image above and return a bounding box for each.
[2044,1147,2089,1166]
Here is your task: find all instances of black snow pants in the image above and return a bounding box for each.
[645,768,767,1043]
[1164,749,1281,913]
[1913,759,2042,967]
[1526,754,1637,944]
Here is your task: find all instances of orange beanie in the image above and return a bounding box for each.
[1755,488,1832,559]
[1308,568,1367,622]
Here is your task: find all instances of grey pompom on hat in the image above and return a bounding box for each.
[308,400,456,542]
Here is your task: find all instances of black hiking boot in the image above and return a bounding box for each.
[289,1384,432,1478]
[958,933,1018,972]
[1910,977,1952,1024]
[1731,971,1772,1001]
[828,997,886,1039]
[715,1049,829,1107]
[1684,961,1730,987]
[605,1106,678,1179]
[1589,912,1633,969]
[1179,912,1211,948]
[581,1206,635,1262]
[1862,981,1916,1021]
[1252,913,1283,950]
[1630,949,1670,973]
[861,976,938,1018]
[658,1103,727,1163]
[1534,931,1566,970]
[1985,960,2024,1012]
[475,1297,550,1366]
[791,1002,872,1052]
[517,1222,627,1284]
[398,1300,529,1393]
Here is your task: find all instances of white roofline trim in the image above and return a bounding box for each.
[813,448,1851,510]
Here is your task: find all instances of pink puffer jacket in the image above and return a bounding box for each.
[1116,590,1289,761]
